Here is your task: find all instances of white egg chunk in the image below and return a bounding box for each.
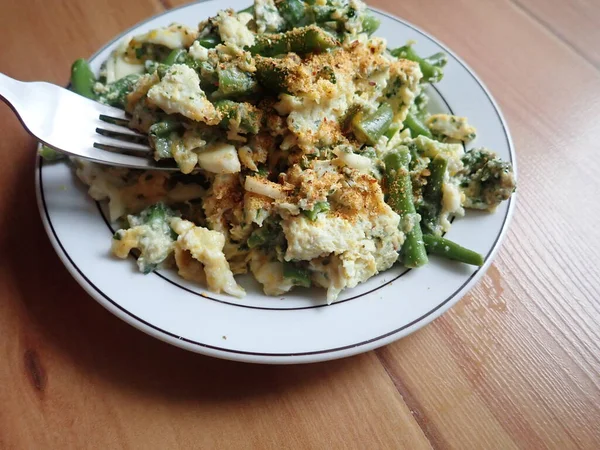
[76,162,127,221]
[426,114,477,141]
[131,23,198,49]
[196,143,241,174]
[440,181,465,231]
[333,146,373,173]
[244,176,286,200]
[214,10,256,48]
[283,215,364,261]
[104,53,145,84]
[146,64,220,125]
[254,0,285,33]
[171,218,246,298]
[188,41,209,61]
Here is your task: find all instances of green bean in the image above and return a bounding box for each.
[391,45,444,83]
[255,56,292,94]
[149,119,183,159]
[283,263,312,288]
[361,14,380,35]
[276,0,308,27]
[247,226,275,249]
[352,103,394,145]
[198,61,219,91]
[384,122,401,140]
[403,111,432,138]
[70,58,97,99]
[384,147,428,268]
[303,201,330,221]
[163,48,187,65]
[311,5,336,22]
[249,25,338,57]
[214,66,257,99]
[215,99,262,134]
[196,34,221,49]
[425,52,448,68]
[38,144,66,161]
[420,155,448,235]
[422,234,484,266]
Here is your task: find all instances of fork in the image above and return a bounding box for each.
[0,72,168,170]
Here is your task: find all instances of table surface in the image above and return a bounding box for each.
[1,0,599,448]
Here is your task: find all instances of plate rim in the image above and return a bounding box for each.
[35,0,517,364]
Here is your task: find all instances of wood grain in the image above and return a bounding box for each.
[512,0,600,68]
[369,0,600,447]
[1,0,599,448]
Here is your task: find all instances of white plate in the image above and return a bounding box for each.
[36,0,516,364]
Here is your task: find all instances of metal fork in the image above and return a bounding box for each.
[0,72,168,170]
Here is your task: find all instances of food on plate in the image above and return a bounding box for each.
[54,0,516,303]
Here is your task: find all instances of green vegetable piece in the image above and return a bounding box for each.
[413,92,429,121]
[255,56,292,94]
[96,74,141,108]
[283,263,312,288]
[361,14,380,35]
[163,48,187,65]
[311,4,335,22]
[384,122,401,140]
[420,155,448,235]
[459,148,516,211]
[148,119,183,159]
[425,52,448,68]
[38,144,66,161]
[352,103,394,145]
[384,147,428,268]
[391,44,445,83]
[403,110,432,138]
[214,66,257,99]
[423,234,484,266]
[303,201,330,221]
[276,0,308,27]
[247,224,276,249]
[70,58,97,99]
[197,34,221,49]
[249,25,338,57]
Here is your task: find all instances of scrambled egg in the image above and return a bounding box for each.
[75,0,515,303]
[426,114,477,141]
[171,218,245,297]
[146,64,220,124]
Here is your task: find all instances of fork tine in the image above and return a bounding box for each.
[94,136,152,153]
[96,127,148,145]
[98,113,130,127]
[84,147,159,169]
[96,121,145,137]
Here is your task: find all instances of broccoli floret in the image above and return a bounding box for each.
[459,148,515,211]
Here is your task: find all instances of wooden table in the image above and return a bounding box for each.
[1,0,599,448]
